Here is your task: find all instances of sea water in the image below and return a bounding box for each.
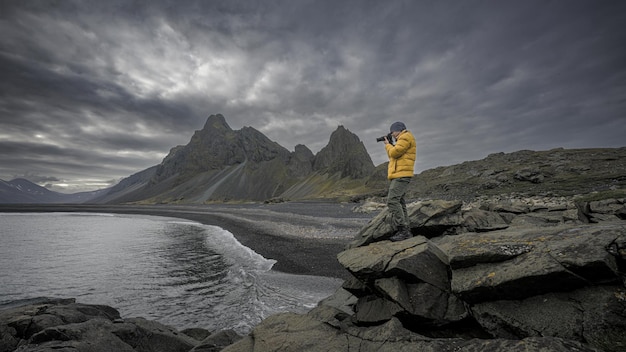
[0,212,343,334]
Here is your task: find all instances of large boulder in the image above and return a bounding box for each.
[337,236,467,326]
[436,225,623,303]
[0,298,198,352]
[471,285,626,352]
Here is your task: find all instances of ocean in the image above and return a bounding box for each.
[0,212,343,334]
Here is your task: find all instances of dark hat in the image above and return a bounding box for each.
[390,121,406,132]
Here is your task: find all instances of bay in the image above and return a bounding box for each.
[0,212,342,334]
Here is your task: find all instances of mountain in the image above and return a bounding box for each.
[95,114,376,204]
[0,178,110,204]
[4,112,624,205]
[95,114,626,204]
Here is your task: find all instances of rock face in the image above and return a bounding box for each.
[94,115,376,203]
[226,197,626,352]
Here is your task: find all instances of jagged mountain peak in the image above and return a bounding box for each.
[313,125,375,179]
[331,125,352,137]
[294,144,314,158]
[98,115,380,203]
[202,113,232,132]
[238,125,291,163]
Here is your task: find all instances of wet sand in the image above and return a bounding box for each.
[0,203,372,279]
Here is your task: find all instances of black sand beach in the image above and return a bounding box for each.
[0,202,371,279]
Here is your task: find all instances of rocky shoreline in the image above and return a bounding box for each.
[1,196,625,351]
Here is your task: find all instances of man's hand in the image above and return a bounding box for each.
[384,136,390,145]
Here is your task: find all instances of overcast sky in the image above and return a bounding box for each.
[1,1,625,193]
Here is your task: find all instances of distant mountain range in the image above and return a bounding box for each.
[1,114,624,204]
[0,178,110,204]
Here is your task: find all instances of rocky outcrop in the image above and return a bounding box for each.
[409,147,626,200]
[0,298,241,352]
[226,198,626,352]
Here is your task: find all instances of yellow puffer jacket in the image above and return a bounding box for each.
[385,130,416,179]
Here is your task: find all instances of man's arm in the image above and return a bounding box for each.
[386,134,410,159]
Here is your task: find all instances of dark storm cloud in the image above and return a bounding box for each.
[1,0,625,192]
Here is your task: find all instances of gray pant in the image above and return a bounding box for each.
[387,177,411,230]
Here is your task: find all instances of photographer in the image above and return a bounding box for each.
[382,121,416,241]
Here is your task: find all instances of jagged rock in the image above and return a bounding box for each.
[223,305,603,352]
[0,299,198,352]
[325,197,625,352]
[348,200,464,248]
[353,294,404,324]
[351,197,626,250]
[338,236,466,326]
[470,285,626,351]
[316,287,357,316]
[437,224,623,303]
[0,298,119,342]
[339,236,448,287]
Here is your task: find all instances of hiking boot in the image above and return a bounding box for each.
[389,226,412,242]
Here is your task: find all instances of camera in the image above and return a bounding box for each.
[376,133,393,143]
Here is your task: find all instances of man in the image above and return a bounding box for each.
[384,121,416,241]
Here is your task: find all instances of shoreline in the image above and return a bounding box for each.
[0,203,371,280]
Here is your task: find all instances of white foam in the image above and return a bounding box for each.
[201,224,277,271]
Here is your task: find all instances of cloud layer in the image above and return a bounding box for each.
[1,0,625,192]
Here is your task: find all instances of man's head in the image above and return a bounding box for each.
[390,121,406,133]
